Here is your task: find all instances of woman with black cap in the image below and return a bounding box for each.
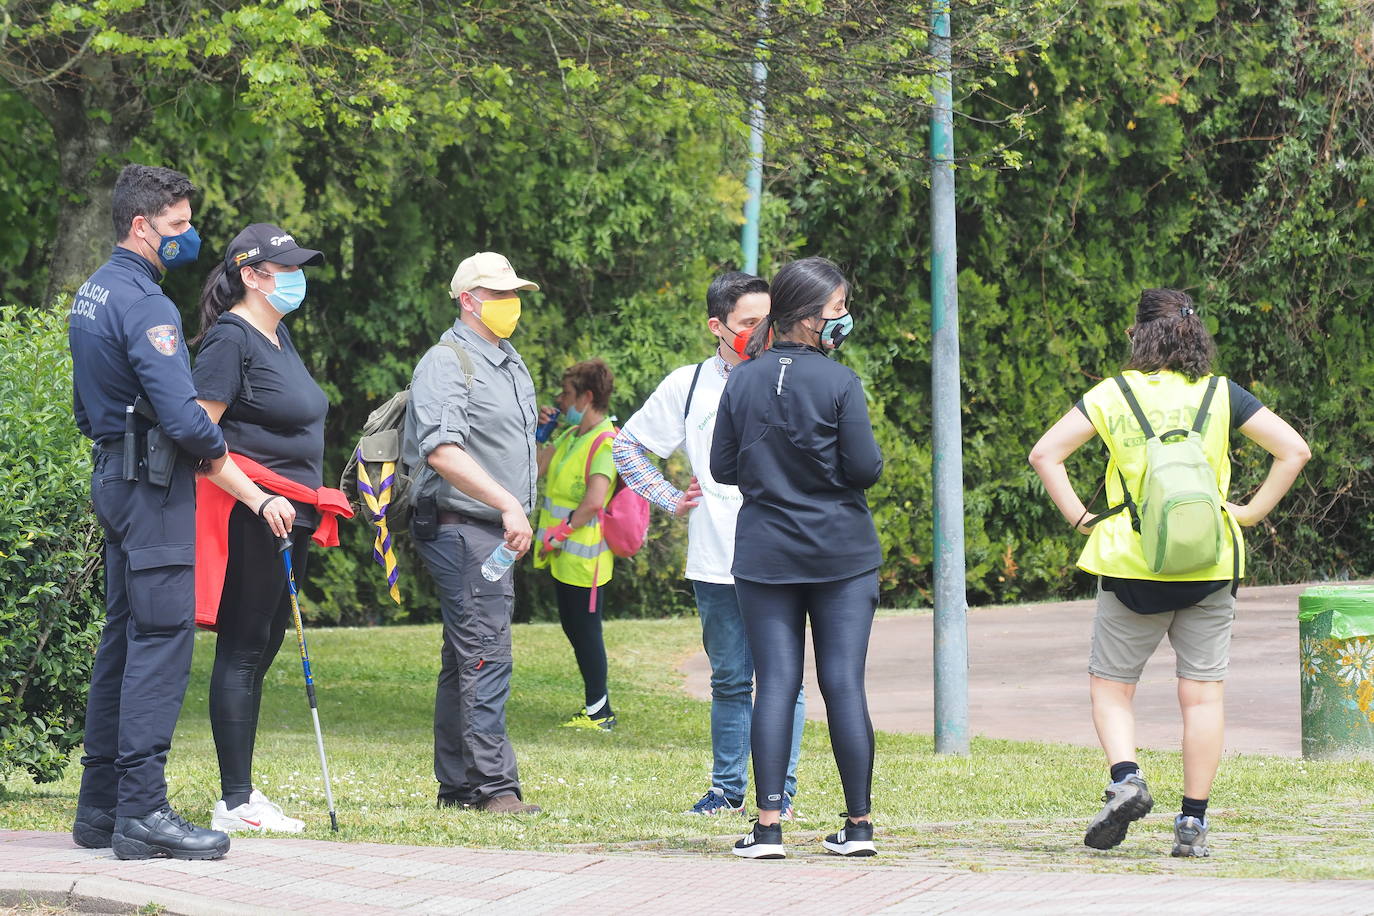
[191,223,346,833]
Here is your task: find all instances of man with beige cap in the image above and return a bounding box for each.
[402,251,541,814]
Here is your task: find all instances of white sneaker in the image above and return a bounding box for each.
[211,789,305,833]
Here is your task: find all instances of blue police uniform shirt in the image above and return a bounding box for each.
[68,247,226,459]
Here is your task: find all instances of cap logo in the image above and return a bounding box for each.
[270,234,294,247]
[233,248,260,265]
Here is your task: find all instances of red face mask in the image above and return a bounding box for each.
[720,321,758,360]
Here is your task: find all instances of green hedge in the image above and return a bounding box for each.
[0,305,104,783]
[1,0,1370,629]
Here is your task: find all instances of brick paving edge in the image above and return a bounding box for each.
[1,870,275,916]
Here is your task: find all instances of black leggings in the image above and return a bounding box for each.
[735,571,878,815]
[553,579,610,711]
[209,503,310,808]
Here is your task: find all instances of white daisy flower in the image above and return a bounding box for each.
[1334,638,1374,684]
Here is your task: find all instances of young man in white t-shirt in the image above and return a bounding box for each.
[612,272,805,817]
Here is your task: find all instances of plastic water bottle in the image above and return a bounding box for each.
[535,408,561,443]
[480,543,518,581]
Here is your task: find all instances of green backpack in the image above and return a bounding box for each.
[1095,375,1227,576]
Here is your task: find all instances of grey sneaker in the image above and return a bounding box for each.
[1084,772,1154,850]
[1172,814,1210,857]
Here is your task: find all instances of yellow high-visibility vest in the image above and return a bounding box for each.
[1077,370,1245,581]
[533,419,617,587]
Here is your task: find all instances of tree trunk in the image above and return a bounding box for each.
[26,56,144,309]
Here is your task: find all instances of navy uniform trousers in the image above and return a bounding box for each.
[78,449,197,817]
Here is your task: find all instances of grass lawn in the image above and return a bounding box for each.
[3,615,1372,879]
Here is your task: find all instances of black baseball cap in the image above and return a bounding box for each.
[224,223,324,271]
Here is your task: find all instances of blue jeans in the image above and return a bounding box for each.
[692,581,804,802]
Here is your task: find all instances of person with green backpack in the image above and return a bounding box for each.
[1029,288,1310,858]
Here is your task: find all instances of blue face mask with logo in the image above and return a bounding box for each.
[154,223,202,271]
[262,268,308,315]
[817,312,854,351]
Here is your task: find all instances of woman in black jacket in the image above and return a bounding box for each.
[711,257,884,860]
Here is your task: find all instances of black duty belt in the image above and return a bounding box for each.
[92,437,197,467]
[438,510,498,527]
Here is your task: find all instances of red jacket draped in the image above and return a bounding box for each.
[195,453,354,629]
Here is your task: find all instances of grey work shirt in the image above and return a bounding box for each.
[403,320,538,523]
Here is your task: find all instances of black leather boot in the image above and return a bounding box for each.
[72,805,116,848]
[112,807,230,861]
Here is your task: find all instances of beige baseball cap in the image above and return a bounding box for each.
[448,251,540,298]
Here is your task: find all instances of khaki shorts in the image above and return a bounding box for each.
[1088,583,1236,683]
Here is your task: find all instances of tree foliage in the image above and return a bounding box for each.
[1,0,1063,305]
[0,0,1370,632]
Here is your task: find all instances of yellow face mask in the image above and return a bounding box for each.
[476,296,521,338]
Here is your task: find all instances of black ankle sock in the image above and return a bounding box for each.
[222,791,251,809]
[1181,796,1208,820]
[725,795,744,809]
[1109,761,1139,784]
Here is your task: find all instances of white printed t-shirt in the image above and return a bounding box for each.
[621,357,740,584]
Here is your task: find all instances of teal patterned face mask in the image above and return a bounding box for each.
[817,312,854,350]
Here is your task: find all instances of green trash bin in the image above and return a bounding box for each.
[1298,585,1374,758]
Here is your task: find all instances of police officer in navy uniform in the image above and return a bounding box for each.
[67,164,234,860]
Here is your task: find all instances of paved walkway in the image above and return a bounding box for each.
[683,582,1362,756]
[4,830,1374,915]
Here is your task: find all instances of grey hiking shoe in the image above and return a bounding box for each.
[1172,814,1210,857]
[1083,772,1153,850]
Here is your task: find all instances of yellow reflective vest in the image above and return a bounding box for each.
[1077,370,1245,581]
[533,419,617,587]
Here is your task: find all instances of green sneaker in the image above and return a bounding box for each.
[1084,771,1153,850]
[560,709,615,731]
[1172,814,1210,857]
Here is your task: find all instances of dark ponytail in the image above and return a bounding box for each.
[192,261,244,346]
[1122,288,1216,382]
[744,314,774,360]
[747,256,850,359]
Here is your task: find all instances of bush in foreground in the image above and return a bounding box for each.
[0,304,103,783]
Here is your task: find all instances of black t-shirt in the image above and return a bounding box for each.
[1077,376,1262,614]
[193,312,328,528]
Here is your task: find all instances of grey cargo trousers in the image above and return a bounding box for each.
[413,516,522,803]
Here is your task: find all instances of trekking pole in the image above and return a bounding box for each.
[278,536,339,831]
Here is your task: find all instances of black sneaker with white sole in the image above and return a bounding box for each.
[822,817,877,857]
[732,820,785,859]
[1083,771,1153,850]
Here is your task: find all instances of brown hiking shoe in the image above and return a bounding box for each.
[476,794,541,815]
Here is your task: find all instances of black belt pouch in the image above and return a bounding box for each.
[144,425,177,488]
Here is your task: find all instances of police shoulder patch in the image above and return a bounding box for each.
[145,324,179,356]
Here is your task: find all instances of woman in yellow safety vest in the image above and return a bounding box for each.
[535,358,620,731]
[1029,288,1310,859]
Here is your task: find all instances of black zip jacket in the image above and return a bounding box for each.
[710,341,883,584]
